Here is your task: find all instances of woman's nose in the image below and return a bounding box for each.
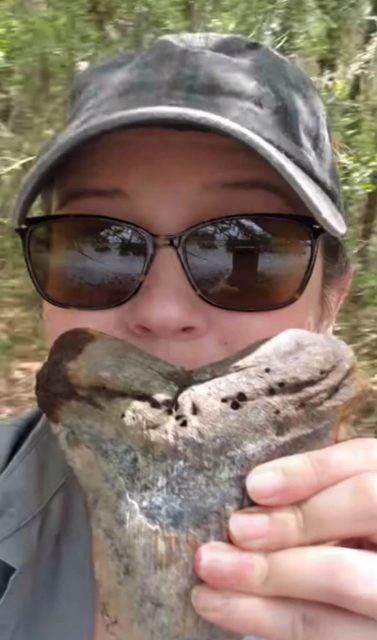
[121,247,210,339]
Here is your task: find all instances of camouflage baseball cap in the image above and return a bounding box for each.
[13,32,346,237]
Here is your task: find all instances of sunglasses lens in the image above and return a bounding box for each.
[27,217,148,308]
[183,217,314,310]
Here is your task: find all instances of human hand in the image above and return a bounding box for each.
[191,438,377,639]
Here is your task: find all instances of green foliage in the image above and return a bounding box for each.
[0,0,376,400]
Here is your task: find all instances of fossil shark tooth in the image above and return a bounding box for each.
[36,327,369,640]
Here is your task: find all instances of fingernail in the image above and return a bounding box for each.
[191,585,226,612]
[197,543,235,575]
[229,512,271,542]
[247,470,284,499]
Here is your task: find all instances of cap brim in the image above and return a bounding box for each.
[12,106,346,238]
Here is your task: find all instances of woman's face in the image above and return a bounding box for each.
[43,127,343,369]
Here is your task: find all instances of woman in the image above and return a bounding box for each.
[4,33,377,640]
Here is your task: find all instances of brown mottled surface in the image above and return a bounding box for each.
[36,328,372,640]
[36,329,97,422]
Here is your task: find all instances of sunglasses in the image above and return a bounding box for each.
[16,213,324,312]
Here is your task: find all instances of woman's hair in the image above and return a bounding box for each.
[320,233,352,318]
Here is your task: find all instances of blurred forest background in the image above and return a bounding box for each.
[0,0,376,425]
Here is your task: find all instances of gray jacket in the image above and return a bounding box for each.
[0,409,95,640]
[0,409,262,640]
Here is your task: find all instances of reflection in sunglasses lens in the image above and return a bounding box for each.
[29,218,148,307]
[183,217,312,310]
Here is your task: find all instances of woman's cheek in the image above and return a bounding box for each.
[42,303,117,346]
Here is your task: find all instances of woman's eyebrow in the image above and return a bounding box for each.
[56,187,129,209]
[204,179,300,207]
[56,180,300,209]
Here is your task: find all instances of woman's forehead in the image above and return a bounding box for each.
[56,126,276,170]
[53,127,306,209]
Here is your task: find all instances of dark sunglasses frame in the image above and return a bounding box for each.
[15,213,325,312]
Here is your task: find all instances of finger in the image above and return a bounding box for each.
[191,587,377,640]
[229,472,377,551]
[195,541,377,620]
[246,437,377,506]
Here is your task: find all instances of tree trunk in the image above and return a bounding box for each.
[182,0,200,30]
[315,0,341,73]
[87,0,114,35]
[349,0,377,100]
[357,170,377,270]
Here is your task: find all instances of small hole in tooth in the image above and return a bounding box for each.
[191,402,199,415]
[268,387,276,396]
[320,370,325,375]
[175,414,184,421]
[179,419,188,427]
[120,412,125,419]
[166,408,173,415]
[230,400,241,410]
[276,423,287,436]
[149,397,161,409]
[274,409,280,415]
[264,367,271,373]
[236,392,247,402]
[278,382,285,388]
[221,398,228,403]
